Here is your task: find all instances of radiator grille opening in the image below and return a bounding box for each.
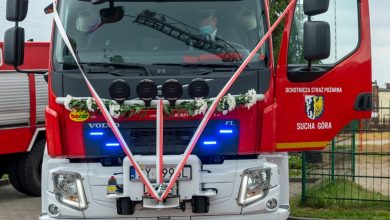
[123,127,196,155]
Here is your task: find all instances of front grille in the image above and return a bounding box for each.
[122,128,196,155]
[83,120,240,161]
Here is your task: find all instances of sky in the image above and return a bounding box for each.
[0,0,389,86]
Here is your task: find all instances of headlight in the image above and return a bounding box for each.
[238,168,270,206]
[53,171,88,210]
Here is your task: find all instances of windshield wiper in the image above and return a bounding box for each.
[79,62,151,76]
[180,63,240,68]
[153,63,240,68]
[181,63,266,75]
[152,63,244,75]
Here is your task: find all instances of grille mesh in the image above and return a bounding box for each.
[122,127,196,155]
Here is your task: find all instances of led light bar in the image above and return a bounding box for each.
[219,129,233,134]
[106,143,120,147]
[89,132,104,136]
[203,141,217,145]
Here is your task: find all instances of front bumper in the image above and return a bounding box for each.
[40,154,289,220]
[40,207,289,220]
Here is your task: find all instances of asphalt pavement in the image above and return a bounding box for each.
[0,184,41,220]
[0,182,316,220]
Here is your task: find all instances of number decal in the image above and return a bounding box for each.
[169,168,175,178]
[162,168,168,178]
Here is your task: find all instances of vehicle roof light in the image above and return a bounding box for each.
[188,78,209,99]
[109,79,130,105]
[162,79,183,106]
[136,79,157,106]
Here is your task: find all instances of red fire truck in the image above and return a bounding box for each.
[3,0,371,219]
[0,42,49,196]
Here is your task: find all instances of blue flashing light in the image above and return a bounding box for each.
[106,143,120,147]
[203,141,217,145]
[89,132,104,136]
[219,129,233,134]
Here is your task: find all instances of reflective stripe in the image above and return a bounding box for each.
[276,141,329,149]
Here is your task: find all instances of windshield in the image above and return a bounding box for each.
[54,0,267,68]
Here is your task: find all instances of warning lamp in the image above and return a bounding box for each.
[136,79,157,106]
[188,78,209,99]
[162,79,183,106]
[109,79,130,105]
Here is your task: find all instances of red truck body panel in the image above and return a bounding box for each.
[45,0,372,158]
[0,42,50,155]
[0,42,49,71]
[273,0,372,151]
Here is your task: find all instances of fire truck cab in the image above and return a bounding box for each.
[3,0,371,219]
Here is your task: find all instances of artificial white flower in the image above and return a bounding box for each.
[109,102,121,118]
[195,98,208,115]
[227,93,236,112]
[200,103,208,115]
[244,89,257,110]
[86,97,95,112]
[194,109,201,116]
[248,89,257,105]
[195,98,204,107]
[222,110,229,115]
[64,95,73,111]
[245,103,254,109]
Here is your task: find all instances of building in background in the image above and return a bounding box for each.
[378,84,390,119]
[371,82,390,128]
[372,81,379,118]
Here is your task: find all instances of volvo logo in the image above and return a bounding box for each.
[88,123,120,128]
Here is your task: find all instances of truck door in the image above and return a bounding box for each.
[274,0,371,151]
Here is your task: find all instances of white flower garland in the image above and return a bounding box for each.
[86,97,95,112]
[109,102,121,118]
[63,95,73,111]
[63,89,260,118]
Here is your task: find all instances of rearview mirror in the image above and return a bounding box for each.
[100,6,124,24]
[6,0,29,22]
[4,27,25,67]
[44,3,53,15]
[304,21,330,64]
[303,0,330,16]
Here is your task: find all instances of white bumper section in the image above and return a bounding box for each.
[40,152,289,220]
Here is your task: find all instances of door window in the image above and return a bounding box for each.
[288,0,359,65]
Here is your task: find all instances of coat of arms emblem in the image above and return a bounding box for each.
[305,95,324,120]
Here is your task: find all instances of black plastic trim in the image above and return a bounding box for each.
[354,92,372,111]
[287,65,333,83]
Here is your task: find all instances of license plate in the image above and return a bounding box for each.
[130,165,192,182]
